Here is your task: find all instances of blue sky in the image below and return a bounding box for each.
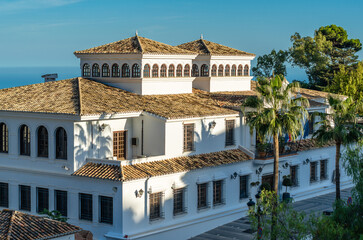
[1,0,362,81]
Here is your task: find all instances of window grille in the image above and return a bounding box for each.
[111,64,120,77]
[211,65,217,76]
[213,180,224,205]
[231,65,237,76]
[113,131,126,160]
[192,64,199,77]
[92,64,100,77]
[0,123,8,153]
[0,182,9,208]
[225,65,230,76]
[237,65,243,76]
[176,64,183,77]
[290,165,299,187]
[83,64,90,77]
[197,183,208,209]
[37,126,48,158]
[99,196,113,224]
[143,64,150,78]
[184,64,190,77]
[168,64,175,77]
[310,162,318,183]
[183,124,194,152]
[102,64,110,77]
[218,65,224,76]
[20,125,30,156]
[37,187,49,213]
[225,120,235,146]
[19,185,31,211]
[239,175,249,199]
[122,64,130,77]
[320,160,328,180]
[56,127,67,160]
[55,190,67,217]
[160,64,167,77]
[173,188,186,215]
[79,193,93,221]
[201,64,209,77]
[244,65,249,76]
[152,64,159,77]
[149,192,164,220]
[132,64,140,78]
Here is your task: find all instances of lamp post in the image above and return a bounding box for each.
[247,191,262,239]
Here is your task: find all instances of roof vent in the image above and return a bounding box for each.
[41,73,58,82]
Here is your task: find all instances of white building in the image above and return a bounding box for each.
[0,34,352,240]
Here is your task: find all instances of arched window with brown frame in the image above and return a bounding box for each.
[143,64,150,78]
[152,64,159,77]
[211,65,217,76]
[231,65,236,76]
[201,64,209,77]
[19,125,30,156]
[132,64,140,77]
[225,65,230,76]
[102,64,110,77]
[112,64,120,77]
[92,64,100,77]
[82,64,90,77]
[244,65,249,76]
[184,64,190,77]
[0,123,8,153]
[218,65,224,76]
[122,64,130,77]
[192,64,199,77]
[160,64,167,77]
[176,64,183,77]
[237,64,243,76]
[37,126,48,158]
[168,64,175,77]
[56,127,67,160]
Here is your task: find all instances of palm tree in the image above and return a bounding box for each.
[242,75,309,193]
[313,96,363,200]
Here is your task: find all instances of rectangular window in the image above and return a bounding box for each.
[320,160,328,180]
[99,196,113,224]
[173,188,186,215]
[310,162,318,183]
[36,187,49,213]
[225,120,235,146]
[113,131,126,160]
[213,180,224,205]
[149,192,163,220]
[19,185,31,211]
[197,183,208,209]
[239,175,249,199]
[290,165,299,187]
[55,190,67,217]
[79,193,93,221]
[0,182,9,208]
[183,124,194,152]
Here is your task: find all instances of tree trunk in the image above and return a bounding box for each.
[271,133,279,240]
[335,141,341,200]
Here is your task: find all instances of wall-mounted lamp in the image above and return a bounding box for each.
[209,121,217,130]
[98,123,108,132]
[282,162,289,169]
[230,172,238,179]
[256,167,263,175]
[303,158,310,165]
[62,166,69,171]
[112,187,118,193]
[135,189,144,198]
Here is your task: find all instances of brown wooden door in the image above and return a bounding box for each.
[113,131,127,160]
[262,174,274,190]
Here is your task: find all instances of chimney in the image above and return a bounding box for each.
[41,73,58,82]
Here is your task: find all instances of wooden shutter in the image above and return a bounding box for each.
[183,124,194,152]
[113,131,127,160]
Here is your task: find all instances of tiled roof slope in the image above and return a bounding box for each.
[0,78,236,118]
[72,149,252,182]
[74,36,195,55]
[177,39,255,56]
[0,209,81,240]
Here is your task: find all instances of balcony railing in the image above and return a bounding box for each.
[255,141,299,159]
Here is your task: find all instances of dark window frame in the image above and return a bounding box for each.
[121,64,130,78]
[0,122,8,153]
[0,182,9,208]
[290,165,299,187]
[36,187,49,213]
[92,63,100,77]
[168,64,175,77]
[192,64,199,77]
[310,162,318,183]
[56,127,67,160]
[201,64,209,77]
[184,64,190,77]
[149,192,164,221]
[225,120,235,146]
[55,190,68,217]
[82,63,91,77]
[239,175,249,199]
[244,65,249,76]
[176,64,183,77]
[211,64,217,76]
[231,65,237,76]
[213,180,224,205]
[19,185,31,211]
[79,193,93,221]
[320,159,328,180]
[152,64,159,78]
[20,125,30,156]
[143,64,150,78]
[111,64,120,77]
[197,183,208,209]
[113,131,127,160]
[218,65,224,76]
[102,64,110,77]
[173,187,186,215]
[160,64,167,78]
[183,124,194,152]
[237,64,243,76]
[37,126,48,158]
[99,196,113,224]
[225,65,230,76]
[132,64,140,78]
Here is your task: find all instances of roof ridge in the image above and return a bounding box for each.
[200,39,210,54]
[77,77,83,115]
[135,35,144,53]
[74,38,130,54]
[6,210,16,240]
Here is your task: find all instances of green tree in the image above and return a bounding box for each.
[289,24,362,89]
[252,50,289,77]
[41,209,67,222]
[327,61,363,101]
[313,96,363,200]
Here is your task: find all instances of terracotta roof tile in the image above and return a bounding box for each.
[0,209,81,240]
[74,36,195,55]
[177,39,255,56]
[72,149,252,181]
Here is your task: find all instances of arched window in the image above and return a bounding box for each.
[211,65,217,76]
[218,65,224,76]
[225,65,230,77]
[237,64,243,76]
[192,64,199,77]
[37,126,48,158]
[143,64,150,78]
[92,64,100,77]
[244,65,249,76]
[56,127,67,160]
[201,64,209,77]
[19,125,30,156]
[231,65,237,76]
[132,64,140,78]
[82,64,90,77]
[184,64,190,77]
[102,64,110,77]
[160,64,167,77]
[152,64,159,77]
[0,123,8,153]
[122,64,130,77]
[176,64,183,77]
[168,64,175,77]
[112,64,120,77]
